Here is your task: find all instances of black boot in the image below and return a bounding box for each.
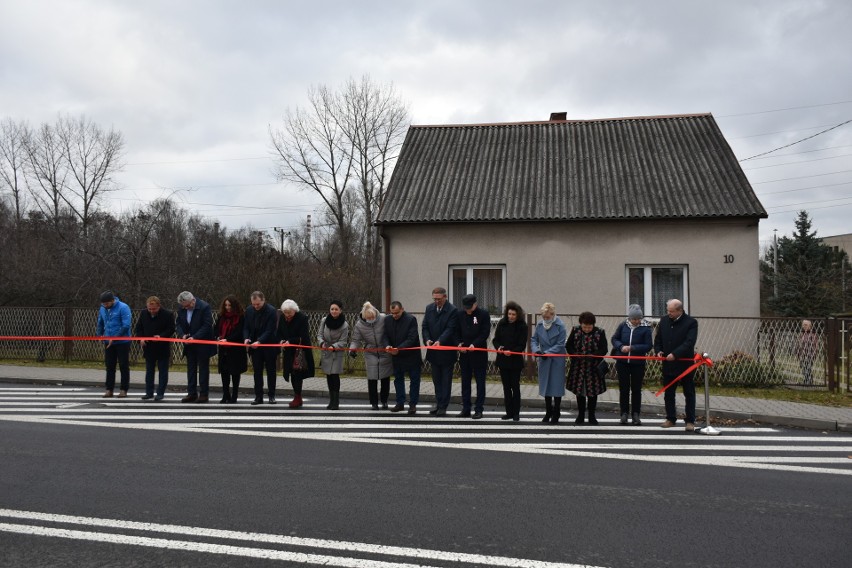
[230,376,240,403]
[588,396,598,425]
[632,412,642,426]
[550,397,561,424]
[329,390,339,410]
[575,396,586,424]
[542,397,553,423]
[220,376,230,404]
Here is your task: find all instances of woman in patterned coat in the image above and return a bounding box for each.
[566,311,608,425]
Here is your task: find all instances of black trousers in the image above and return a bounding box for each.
[367,378,390,405]
[499,367,522,417]
[251,347,278,399]
[104,343,130,391]
[616,363,645,415]
[221,373,241,400]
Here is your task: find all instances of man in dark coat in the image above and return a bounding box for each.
[421,286,458,416]
[456,294,490,419]
[135,296,175,401]
[243,291,279,405]
[653,298,699,431]
[384,300,423,415]
[176,291,215,403]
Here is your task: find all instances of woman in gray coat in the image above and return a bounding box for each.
[530,302,567,424]
[318,300,349,410]
[349,301,393,409]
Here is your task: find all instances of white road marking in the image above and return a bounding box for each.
[0,509,602,568]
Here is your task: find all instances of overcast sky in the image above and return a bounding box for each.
[1,0,850,249]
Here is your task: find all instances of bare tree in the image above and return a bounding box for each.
[337,76,409,260]
[57,115,125,236]
[0,118,30,227]
[270,86,355,266]
[24,121,68,228]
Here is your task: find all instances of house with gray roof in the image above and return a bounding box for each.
[376,113,767,319]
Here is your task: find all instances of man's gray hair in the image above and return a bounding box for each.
[666,299,684,311]
[280,299,299,312]
[177,291,194,304]
[250,290,265,301]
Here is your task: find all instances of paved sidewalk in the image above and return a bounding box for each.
[0,363,849,432]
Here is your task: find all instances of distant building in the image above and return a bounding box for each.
[822,233,852,259]
[376,113,767,318]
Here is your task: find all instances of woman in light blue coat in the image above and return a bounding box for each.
[530,302,567,424]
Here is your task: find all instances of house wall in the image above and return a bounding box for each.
[381,218,761,320]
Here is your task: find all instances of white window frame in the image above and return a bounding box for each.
[448,265,507,313]
[625,265,689,317]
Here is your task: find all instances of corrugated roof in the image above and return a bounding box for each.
[376,113,767,224]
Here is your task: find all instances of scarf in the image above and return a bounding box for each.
[219,312,240,339]
[324,313,345,330]
[542,318,554,331]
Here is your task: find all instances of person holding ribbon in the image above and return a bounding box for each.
[243,291,280,405]
[565,312,609,425]
[176,291,216,403]
[493,301,528,422]
[215,295,247,404]
[318,300,349,410]
[611,304,653,425]
[135,295,175,401]
[277,299,315,409]
[455,294,491,419]
[530,302,567,424]
[422,287,458,417]
[349,301,393,410]
[654,299,699,431]
[384,300,422,415]
[97,290,132,398]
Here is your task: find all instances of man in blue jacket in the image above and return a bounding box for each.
[654,299,699,431]
[422,286,458,416]
[176,291,215,403]
[96,290,132,398]
[456,294,490,419]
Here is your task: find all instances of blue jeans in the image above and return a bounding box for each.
[186,348,211,396]
[104,343,130,392]
[431,363,453,409]
[145,356,170,396]
[663,372,696,424]
[459,356,486,413]
[394,365,421,406]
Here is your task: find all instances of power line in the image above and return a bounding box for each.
[750,169,852,184]
[731,123,838,140]
[766,196,852,210]
[125,156,270,166]
[767,201,852,214]
[746,144,852,161]
[739,119,852,161]
[717,99,852,118]
[741,153,852,170]
[755,181,852,196]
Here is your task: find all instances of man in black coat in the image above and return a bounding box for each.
[243,291,279,405]
[384,300,423,415]
[421,287,458,416]
[135,296,175,401]
[176,291,215,403]
[456,294,491,419]
[653,298,699,431]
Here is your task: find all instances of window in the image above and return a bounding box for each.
[626,265,688,317]
[449,265,506,314]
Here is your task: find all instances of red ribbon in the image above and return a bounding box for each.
[654,353,714,396]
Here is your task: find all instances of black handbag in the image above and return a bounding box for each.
[292,348,307,371]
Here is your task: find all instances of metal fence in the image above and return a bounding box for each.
[0,308,849,391]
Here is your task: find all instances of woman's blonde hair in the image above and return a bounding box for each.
[540,302,556,316]
[360,301,379,320]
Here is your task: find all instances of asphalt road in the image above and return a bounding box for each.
[1,384,850,568]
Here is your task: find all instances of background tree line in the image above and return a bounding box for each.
[0,76,410,311]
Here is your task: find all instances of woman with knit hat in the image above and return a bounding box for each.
[610,304,653,425]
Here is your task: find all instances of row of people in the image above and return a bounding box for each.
[96,288,698,428]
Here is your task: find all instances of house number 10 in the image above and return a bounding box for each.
[723,254,735,263]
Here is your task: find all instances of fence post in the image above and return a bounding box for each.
[826,317,838,393]
[63,308,73,362]
[525,313,534,381]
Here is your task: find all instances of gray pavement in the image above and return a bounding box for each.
[1,363,850,432]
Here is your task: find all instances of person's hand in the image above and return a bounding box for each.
[426,340,434,346]
[105,339,113,348]
[349,350,357,359]
[621,345,630,353]
[666,353,675,361]
[140,339,147,347]
[657,351,665,358]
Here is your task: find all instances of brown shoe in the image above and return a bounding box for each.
[117,390,128,398]
[660,420,676,428]
[196,395,209,403]
[102,390,114,398]
[181,394,198,403]
[407,405,417,415]
[685,423,696,432]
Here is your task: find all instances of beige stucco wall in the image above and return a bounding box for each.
[381,218,761,319]
[822,233,852,259]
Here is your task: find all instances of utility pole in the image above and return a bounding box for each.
[306,214,312,251]
[773,229,778,299]
[272,227,290,254]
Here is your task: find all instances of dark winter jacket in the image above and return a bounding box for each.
[134,307,175,360]
[422,301,458,366]
[215,314,248,375]
[176,298,216,358]
[611,320,653,367]
[276,311,315,380]
[456,306,491,368]
[383,311,423,370]
[653,313,698,377]
[493,317,529,371]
